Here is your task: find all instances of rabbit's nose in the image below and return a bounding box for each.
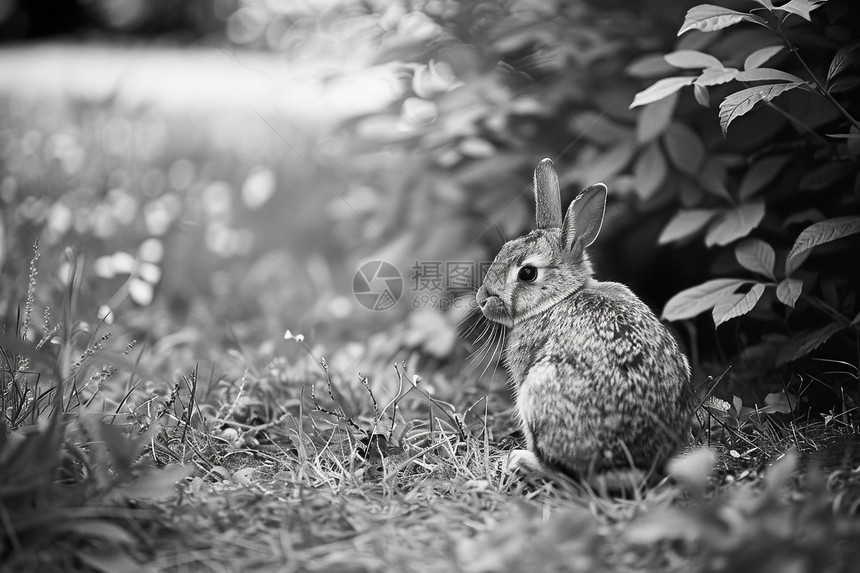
[476,285,489,308]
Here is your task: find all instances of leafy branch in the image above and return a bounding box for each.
[774,23,860,130]
[632,0,857,136]
[631,0,859,367]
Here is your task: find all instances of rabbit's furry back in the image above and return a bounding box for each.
[507,275,692,478]
[477,159,693,485]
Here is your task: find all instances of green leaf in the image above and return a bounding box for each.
[777,323,845,364]
[630,77,695,108]
[826,132,860,140]
[664,50,724,70]
[719,83,804,134]
[634,143,667,200]
[678,5,768,35]
[705,202,766,247]
[694,67,739,86]
[733,395,744,415]
[636,92,678,142]
[776,278,803,307]
[568,111,632,145]
[784,208,824,227]
[658,209,720,244]
[712,283,766,326]
[626,53,676,78]
[830,75,860,94]
[827,43,860,86]
[693,84,710,107]
[744,46,785,70]
[663,123,705,175]
[786,216,860,274]
[663,278,748,321]
[799,161,854,191]
[763,391,797,414]
[581,138,637,182]
[698,157,732,200]
[734,68,805,83]
[775,0,827,21]
[738,155,790,199]
[460,137,496,158]
[232,467,257,486]
[735,238,775,279]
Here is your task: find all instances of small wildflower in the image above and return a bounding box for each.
[283,329,305,343]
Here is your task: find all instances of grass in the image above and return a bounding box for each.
[2,246,860,573]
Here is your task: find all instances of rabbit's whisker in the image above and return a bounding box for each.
[470,322,501,372]
[458,311,485,340]
[458,320,481,342]
[465,331,493,365]
[477,324,505,383]
[471,320,494,347]
[455,304,481,329]
[464,323,496,372]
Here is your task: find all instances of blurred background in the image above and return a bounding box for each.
[1,0,857,408]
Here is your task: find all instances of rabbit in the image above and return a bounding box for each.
[476,158,693,492]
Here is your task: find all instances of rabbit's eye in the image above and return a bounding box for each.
[517,265,538,282]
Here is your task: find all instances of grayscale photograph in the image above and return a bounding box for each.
[0,0,858,571]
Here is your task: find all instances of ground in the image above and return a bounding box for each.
[2,233,859,573]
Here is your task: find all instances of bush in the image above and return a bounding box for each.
[639,0,860,401]
[308,0,860,409]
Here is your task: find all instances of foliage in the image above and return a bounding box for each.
[642,0,860,378]
[626,448,860,573]
[0,408,187,572]
[457,445,860,573]
[270,0,860,404]
[0,245,193,571]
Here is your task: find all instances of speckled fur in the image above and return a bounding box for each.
[477,164,693,486]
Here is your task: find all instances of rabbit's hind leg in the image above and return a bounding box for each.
[501,449,541,474]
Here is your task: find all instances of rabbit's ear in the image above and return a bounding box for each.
[534,158,562,229]
[562,183,607,257]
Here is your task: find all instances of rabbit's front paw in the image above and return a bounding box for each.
[502,449,541,474]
